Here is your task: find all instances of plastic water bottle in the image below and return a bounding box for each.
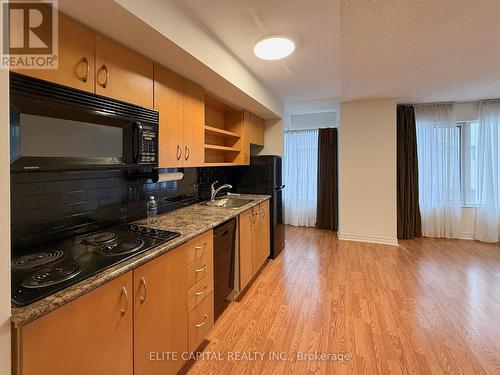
[146,196,157,224]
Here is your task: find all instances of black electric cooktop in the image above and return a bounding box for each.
[11,224,180,307]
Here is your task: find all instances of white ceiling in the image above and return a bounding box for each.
[341,0,500,103]
[180,0,500,108]
[180,0,341,104]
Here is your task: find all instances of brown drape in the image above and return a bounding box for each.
[316,128,338,230]
[397,105,422,239]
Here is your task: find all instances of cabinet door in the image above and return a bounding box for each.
[11,13,94,92]
[252,114,265,146]
[244,111,265,147]
[20,273,133,375]
[182,80,205,167]
[252,201,270,273]
[154,65,184,167]
[95,33,153,108]
[239,208,254,290]
[134,246,188,375]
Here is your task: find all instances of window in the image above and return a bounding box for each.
[458,121,479,206]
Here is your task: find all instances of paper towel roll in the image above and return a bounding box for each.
[157,172,184,182]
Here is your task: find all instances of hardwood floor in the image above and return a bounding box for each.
[186,226,500,374]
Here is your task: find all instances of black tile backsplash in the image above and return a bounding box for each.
[11,166,243,255]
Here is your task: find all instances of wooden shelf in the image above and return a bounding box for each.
[204,126,240,139]
[204,144,240,152]
[203,162,240,167]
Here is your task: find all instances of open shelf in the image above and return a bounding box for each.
[203,162,240,167]
[204,144,239,152]
[204,94,244,165]
[204,125,240,139]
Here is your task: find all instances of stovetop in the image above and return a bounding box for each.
[11,224,180,307]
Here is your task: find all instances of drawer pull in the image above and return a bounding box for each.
[195,287,207,296]
[195,314,208,328]
[194,242,207,251]
[78,56,89,82]
[176,145,182,160]
[97,64,109,88]
[120,287,129,316]
[195,263,208,273]
[139,276,148,303]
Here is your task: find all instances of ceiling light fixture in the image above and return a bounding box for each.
[253,36,295,60]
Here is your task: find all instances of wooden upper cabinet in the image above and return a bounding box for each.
[239,208,254,290]
[19,272,133,375]
[11,13,95,92]
[154,65,184,168]
[244,111,265,147]
[133,246,188,375]
[182,80,205,167]
[95,33,153,108]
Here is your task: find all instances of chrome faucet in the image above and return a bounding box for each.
[210,181,233,201]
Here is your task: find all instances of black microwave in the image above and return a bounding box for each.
[9,73,159,172]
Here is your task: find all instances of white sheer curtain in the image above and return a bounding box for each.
[283,129,318,227]
[475,101,500,242]
[415,103,463,238]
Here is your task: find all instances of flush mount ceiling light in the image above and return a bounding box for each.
[253,36,295,60]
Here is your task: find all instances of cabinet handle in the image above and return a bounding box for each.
[254,210,264,216]
[195,287,207,296]
[195,263,208,273]
[243,151,248,161]
[194,242,206,251]
[139,276,148,303]
[195,314,208,328]
[176,145,182,160]
[120,287,129,316]
[97,64,109,88]
[77,56,89,82]
[184,145,190,160]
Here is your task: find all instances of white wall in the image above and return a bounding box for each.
[259,118,284,156]
[288,111,338,131]
[339,99,398,245]
[0,2,11,369]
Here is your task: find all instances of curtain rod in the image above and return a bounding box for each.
[401,99,499,107]
[284,126,337,133]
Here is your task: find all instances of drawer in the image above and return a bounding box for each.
[186,230,213,265]
[188,292,214,353]
[187,249,213,288]
[187,272,213,312]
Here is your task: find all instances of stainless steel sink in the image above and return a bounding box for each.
[204,197,253,209]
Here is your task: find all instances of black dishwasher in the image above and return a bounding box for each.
[213,218,236,320]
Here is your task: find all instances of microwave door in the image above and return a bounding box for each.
[9,72,159,172]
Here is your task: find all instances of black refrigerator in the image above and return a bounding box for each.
[234,155,285,259]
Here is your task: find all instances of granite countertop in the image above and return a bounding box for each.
[11,194,271,327]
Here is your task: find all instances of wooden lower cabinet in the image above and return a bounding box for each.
[18,272,133,375]
[133,246,188,375]
[253,200,271,273]
[188,292,214,353]
[239,208,254,290]
[238,200,271,291]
